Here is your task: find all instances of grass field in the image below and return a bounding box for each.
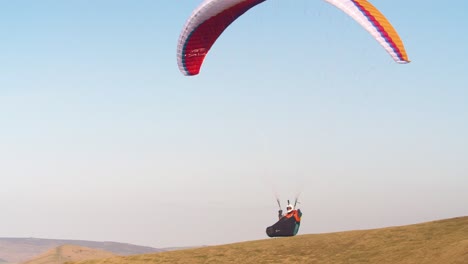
[23,245,115,264]
[71,216,468,264]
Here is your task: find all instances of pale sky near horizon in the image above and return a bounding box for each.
[1,0,467,248]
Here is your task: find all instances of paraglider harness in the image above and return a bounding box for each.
[266,199,302,237]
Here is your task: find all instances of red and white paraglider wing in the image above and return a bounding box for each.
[324,0,410,63]
[177,0,266,76]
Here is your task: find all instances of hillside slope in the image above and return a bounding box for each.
[74,216,468,264]
[0,238,162,264]
[22,245,116,264]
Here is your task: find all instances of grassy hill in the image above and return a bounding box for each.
[73,216,468,264]
[0,238,162,264]
[22,245,116,264]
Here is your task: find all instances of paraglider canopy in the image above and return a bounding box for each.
[177,0,266,76]
[177,0,410,76]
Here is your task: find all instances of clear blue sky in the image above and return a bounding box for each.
[0,0,467,248]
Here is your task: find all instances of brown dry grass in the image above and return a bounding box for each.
[74,217,468,264]
[22,245,115,264]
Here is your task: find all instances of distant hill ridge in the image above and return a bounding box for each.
[22,245,116,264]
[0,238,163,264]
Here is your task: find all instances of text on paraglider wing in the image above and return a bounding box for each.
[186,48,207,58]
